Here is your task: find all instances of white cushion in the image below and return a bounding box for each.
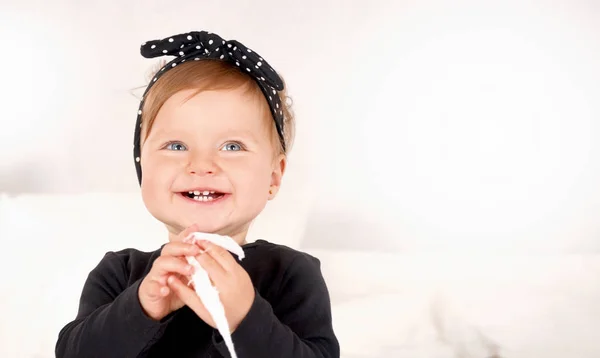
[310,249,600,358]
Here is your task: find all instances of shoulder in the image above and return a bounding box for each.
[248,241,333,317]
[90,246,162,284]
[246,239,321,270]
[97,246,159,268]
[246,240,323,289]
[109,246,161,264]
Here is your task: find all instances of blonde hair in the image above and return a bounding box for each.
[139,59,295,155]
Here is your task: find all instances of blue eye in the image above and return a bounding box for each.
[221,142,243,151]
[166,142,187,151]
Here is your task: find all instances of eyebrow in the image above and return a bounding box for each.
[226,129,261,142]
[147,127,262,144]
[144,128,175,143]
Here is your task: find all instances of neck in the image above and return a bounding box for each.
[167,227,248,246]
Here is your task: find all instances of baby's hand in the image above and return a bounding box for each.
[138,225,201,321]
[167,240,255,333]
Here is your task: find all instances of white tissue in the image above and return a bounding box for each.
[183,232,245,358]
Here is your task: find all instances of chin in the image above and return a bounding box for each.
[164,215,233,234]
[153,198,257,238]
[192,222,227,234]
[193,219,252,239]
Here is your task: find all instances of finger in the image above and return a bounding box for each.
[179,224,200,242]
[196,240,237,272]
[167,275,213,325]
[194,249,228,282]
[160,286,170,296]
[167,275,193,296]
[151,273,168,286]
[145,278,170,300]
[174,273,193,288]
[152,256,195,278]
[161,241,201,257]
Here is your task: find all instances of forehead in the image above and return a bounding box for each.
[152,87,270,134]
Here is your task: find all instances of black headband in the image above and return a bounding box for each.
[133,30,286,185]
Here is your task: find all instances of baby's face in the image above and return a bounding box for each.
[140,87,285,243]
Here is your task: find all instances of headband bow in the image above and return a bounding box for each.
[133,31,286,184]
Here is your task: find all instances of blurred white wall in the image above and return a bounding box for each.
[1,0,599,253]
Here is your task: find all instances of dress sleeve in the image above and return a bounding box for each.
[212,254,340,358]
[55,252,173,358]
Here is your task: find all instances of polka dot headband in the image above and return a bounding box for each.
[133,30,286,185]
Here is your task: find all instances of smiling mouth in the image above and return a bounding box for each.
[181,190,226,202]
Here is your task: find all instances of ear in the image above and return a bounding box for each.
[268,154,286,200]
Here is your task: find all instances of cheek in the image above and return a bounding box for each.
[140,170,162,205]
[140,155,177,193]
[140,160,175,216]
[230,160,273,190]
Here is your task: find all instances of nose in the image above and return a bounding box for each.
[187,150,218,176]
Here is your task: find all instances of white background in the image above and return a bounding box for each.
[1,1,600,357]
[2,0,599,253]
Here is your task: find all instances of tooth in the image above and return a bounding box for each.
[193,196,200,200]
[194,190,201,195]
[188,191,193,194]
[208,196,214,201]
[210,191,215,194]
[202,190,210,195]
[202,196,208,202]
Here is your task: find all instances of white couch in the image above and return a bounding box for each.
[1,193,599,358]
